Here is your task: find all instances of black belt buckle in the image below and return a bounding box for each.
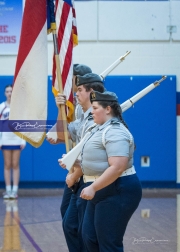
[70,181,80,194]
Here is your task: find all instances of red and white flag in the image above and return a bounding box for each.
[52,0,78,123]
[9,0,48,147]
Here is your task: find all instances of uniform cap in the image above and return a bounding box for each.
[76,73,103,86]
[73,64,92,76]
[90,91,118,102]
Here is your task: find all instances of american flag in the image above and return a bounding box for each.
[52,0,78,123]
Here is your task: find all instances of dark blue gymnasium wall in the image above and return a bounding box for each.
[0,75,177,187]
[104,75,176,185]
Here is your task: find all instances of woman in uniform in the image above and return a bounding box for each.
[79,90,142,252]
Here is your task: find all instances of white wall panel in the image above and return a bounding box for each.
[171,1,180,41]
[98,2,170,41]
[75,1,97,41]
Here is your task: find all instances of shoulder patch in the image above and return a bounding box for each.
[88,113,93,120]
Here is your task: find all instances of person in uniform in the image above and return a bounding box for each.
[49,73,104,252]
[72,90,142,252]
[73,64,92,120]
[61,64,92,218]
[47,64,92,219]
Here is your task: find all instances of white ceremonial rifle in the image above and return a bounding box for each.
[121,75,167,112]
[61,76,167,171]
[100,51,131,79]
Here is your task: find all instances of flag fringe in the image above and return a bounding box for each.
[52,86,59,97]
[73,33,78,47]
[13,132,46,148]
[66,100,74,123]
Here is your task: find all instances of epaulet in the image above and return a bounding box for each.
[102,125,112,148]
[111,119,120,125]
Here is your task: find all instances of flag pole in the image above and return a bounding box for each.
[72,83,76,148]
[52,30,70,153]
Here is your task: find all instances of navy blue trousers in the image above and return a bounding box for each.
[63,177,90,252]
[60,183,72,218]
[82,174,142,252]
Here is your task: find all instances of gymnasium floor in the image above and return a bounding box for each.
[0,189,179,252]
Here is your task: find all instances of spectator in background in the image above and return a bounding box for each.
[0,85,26,199]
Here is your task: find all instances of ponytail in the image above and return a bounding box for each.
[97,101,129,129]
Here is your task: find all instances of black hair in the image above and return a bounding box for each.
[5,84,12,91]
[83,82,104,93]
[94,100,129,129]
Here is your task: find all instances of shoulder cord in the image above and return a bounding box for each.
[102,123,133,148]
[85,123,97,133]
[79,123,97,148]
[102,125,112,148]
[81,123,97,140]
[122,124,133,146]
